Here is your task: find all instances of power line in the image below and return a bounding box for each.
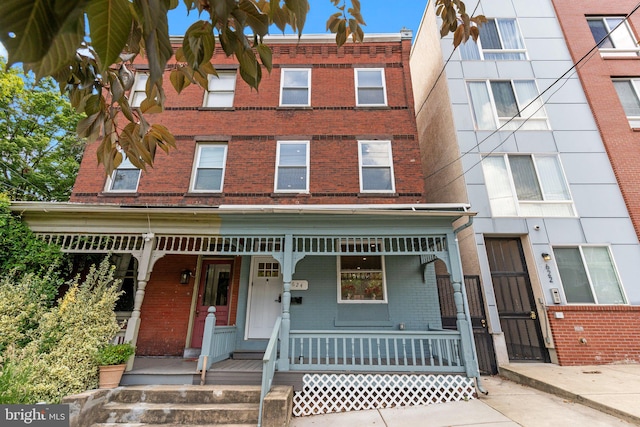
[423,0,640,189]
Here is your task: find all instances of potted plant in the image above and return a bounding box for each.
[95,342,135,388]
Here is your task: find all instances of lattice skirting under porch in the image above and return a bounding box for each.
[292,373,476,416]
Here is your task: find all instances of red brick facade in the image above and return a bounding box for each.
[70,36,425,207]
[551,0,640,240]
[136,254,198,356]
[547,306,640,365]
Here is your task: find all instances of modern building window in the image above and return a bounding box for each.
[613,78,640,127]
[203,70,236,107]
[130,73,148,108]
[460,18,526,60]
[106,157,140,192]
[280,69,311,106]
[338,254,387,303]
[554,246,626,304]
[467,80,548,130]
[191,144,228,192]
[358,140,395,193]
[355,68,387,106]
[482,154,574,217]
[587,16,639,57]
[275,141,309,192]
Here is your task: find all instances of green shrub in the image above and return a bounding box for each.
[0,258,122,403]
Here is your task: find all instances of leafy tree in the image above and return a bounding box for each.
[0,59,84,201]
[0,193,64,277]
[0,0,483,175]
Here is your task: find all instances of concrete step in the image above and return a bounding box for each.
[96,402,259,425]
[111,385,261,404]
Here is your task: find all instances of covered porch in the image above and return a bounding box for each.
[14,202,481,387]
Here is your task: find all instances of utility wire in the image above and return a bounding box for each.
[423,0,640,187]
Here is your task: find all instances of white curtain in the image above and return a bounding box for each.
[583,247,626,304]
[482,156,517,216]
[613,80,640,117]
[535,155,570,200]
[468,82,495,129]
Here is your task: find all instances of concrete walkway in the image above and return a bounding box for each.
[291,364,639,426]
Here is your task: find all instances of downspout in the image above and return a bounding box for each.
[453,216,488,395]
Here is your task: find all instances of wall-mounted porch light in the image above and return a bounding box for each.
[180,269,193,285]
[541,253,551,261]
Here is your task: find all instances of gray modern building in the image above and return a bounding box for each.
[411,0,640,368]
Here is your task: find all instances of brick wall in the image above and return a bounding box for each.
[70,37,425,206]
[136,254,198,356]
[547,305,640,365]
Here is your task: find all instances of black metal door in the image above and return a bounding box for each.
[437,275,497,375]
[485,238,549,362]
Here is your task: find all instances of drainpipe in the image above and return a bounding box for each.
[452,217,488,395]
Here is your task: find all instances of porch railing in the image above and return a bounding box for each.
[288,330,465,373]
[258,317,282,427]
[197,307,237,371]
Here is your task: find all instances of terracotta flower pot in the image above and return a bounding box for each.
[99,364,126,388]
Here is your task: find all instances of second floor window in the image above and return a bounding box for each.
[355,68,387,106]
[280,69,311,106]
[613,78,640,127]
[130,73,148,108]
[359,141,395,192]
[106,157,140,192]
[482,154,574,217]
[467,80,548,130]
[588,16,639,57]
[191,144,228,192]
[554,246,626,304]
[203,70,236,107]
[460,18,526,60]
[275,141,309,192]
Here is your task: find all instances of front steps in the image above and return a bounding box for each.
[90,385,260,426]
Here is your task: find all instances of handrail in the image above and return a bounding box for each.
[258,316,282,427]
[197,307,237,371]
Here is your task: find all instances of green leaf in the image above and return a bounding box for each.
[256,44,272,73]
[336,19,347,47]
[170,68,190,93]
[238,0,269,38]
[284,0,309,36]
[134,0,173,90]
[182,21,215,70]
[0,0,63,66]
[87,0,134,74]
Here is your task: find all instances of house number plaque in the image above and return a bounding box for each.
[291,280,308,290]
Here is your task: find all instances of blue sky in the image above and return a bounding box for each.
[168,1,428,37]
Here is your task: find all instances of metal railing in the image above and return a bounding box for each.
[288,330,465,373]
[197,307,237,371]
[258,317,282,427]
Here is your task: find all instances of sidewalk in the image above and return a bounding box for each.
[500,362,640,425]
[291,364,639,426]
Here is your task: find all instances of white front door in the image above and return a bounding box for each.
[246,257,283,339]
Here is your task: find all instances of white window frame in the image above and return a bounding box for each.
[467,80,549,131]
[354,68,388,106]
[337,254,388,304]
[130,72,148,108]
[459,18,527,60]
[274,141,310,193]
[189,143,228,193]
[587,16,640,57]
[279,68,311,107]
[612,78,640,128]
[553,245,627,305]
[358,140,395,193]
[481,153,575,217]
[203,70,237,108]
[105,157,141,192]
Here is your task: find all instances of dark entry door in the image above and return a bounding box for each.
[485,238,549,362]
[438,275,497,375]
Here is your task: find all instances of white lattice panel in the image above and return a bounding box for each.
[292,373,475,416]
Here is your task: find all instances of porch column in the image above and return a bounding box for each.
[278,234,294,371]
[447,232,480,379]
[123,233,157,370]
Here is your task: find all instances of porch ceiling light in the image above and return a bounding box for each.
[541,253,551,261]
[180,269,193,285]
